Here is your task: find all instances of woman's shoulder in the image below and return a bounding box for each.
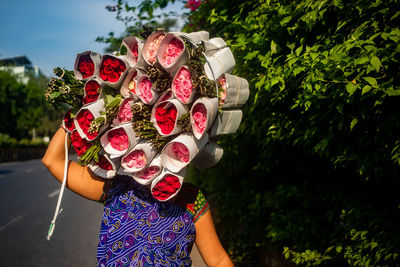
[175,183,209,223]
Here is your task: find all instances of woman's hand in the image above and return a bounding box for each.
[42,127,106,201]
[195,210,234,266]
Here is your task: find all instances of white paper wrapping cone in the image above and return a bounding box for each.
[209,110,243,137]
[202,38,228,56]
[141,32,166,66]
[88,153,120,179]
[190,97,218,140]
[98,55,130,89]
[74,51,101,81]
[151,99,189,136]
[121,36,144,67]
[172,65,197,104]
[121,140,158,173]
[171,31,209,44]
[204,47,235,81]
[192,142,224,170]
[219,73,250,109]
[157,33,189,76]
[132,154,163,185]
[120,68,139,99]
[136,75,159,105]
[112,97,135,126]
[82,78,104,106]
[150,168,186,202]
[161,133,209,172]
[100,123,139,158]
[74,99,106,141]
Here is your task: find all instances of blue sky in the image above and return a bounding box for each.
[0,0,185,77]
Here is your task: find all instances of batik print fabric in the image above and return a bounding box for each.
[97,176,208,267]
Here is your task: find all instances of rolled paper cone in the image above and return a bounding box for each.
[204,47,236,81]
[141,32,166,66]
[88,153,120,179]
[120,68,139,99]
[157,33,189,76]
[220,73,250,109]
[191,141,224,170]
[121,140,158,173]
[161,133,209,173]
[209,110,243,137]
[121,36,144,67]
[112,97,135,126]
[74,51,101,81]
[82,78,104,106]
[202,38,228,56]
[155,89,174,105]
[190,97,219,140]
[132,154,163,185]
[170,31,209,44]
[74,99,107,141]
[136,75,159,105]
[100,123,139,158]
[150,168,186,202]
[151,99,189,136]
[172,65,197,104]
[98,55,130,89]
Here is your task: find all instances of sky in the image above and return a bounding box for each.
[0,0,185,77]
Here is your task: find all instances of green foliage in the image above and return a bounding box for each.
[0,70,60,141]
[102,0,400,265]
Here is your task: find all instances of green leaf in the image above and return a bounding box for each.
[362,85,372,95]
[336,246,343,253]
[355,57,369,65]
[280,16,292,26]
[363,77,377,87]
[49,91,61,99]
[346,82,357,95]
[271,40,277,55]
[370,56,382,72]
[244,51,259,60]
[387,89,400,96]
[350,118,358,131]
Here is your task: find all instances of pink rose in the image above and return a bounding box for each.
[145,34,165,64]
[139,77,153,103]
[173,67,193,103]
[162,38,184,66]
[192,103,207,134]
[123,150,147,169]
[108,128,129,151]
[136,166,160,180]
[118,99,134,122]
[171,142,189,163]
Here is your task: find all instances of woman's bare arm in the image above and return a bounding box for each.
[195,210,234,267]
[42,127,105,201]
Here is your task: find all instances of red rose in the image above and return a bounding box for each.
[99,56,126,83]
[82,80,100,104]
[152,175,181,200]
[77,54,95,79]
[76,109,98,140]
[155,103,177,135]
[70,130,91,156]
[63,109,75,132]
[96,155,113,170]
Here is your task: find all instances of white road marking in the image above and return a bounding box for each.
[25,168,34,173]
[48,189,60,198]
[0,174,5,178]
[0,215,22,232]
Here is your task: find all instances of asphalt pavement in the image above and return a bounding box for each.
[0,159,206,267]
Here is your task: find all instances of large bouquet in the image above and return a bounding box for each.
[46,28,249,202]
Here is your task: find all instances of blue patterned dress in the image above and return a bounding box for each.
[96,176,208,267]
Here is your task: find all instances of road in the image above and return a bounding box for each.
[0,159,206,267]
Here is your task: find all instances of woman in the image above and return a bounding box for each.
[42,127,234,266]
